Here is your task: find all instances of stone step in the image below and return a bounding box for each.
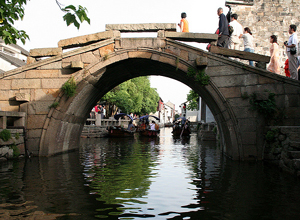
[290,141,300,150]
[288,151,300,159]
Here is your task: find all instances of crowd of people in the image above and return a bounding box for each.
[178,7,299,80]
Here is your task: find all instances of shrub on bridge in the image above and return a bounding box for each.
[187,67,210,86]
[62,76,77,97]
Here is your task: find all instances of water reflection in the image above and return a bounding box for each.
[0,128,299,219]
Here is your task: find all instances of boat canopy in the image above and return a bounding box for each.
[139,115,160,121]
[114,113,134,121]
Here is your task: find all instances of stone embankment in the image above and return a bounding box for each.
[81,126,108,138]
[264,126,300,176]
[0,128,25,161]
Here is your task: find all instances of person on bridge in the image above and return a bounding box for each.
[240,27,254,66]
[178,12,189,32]
[284,24,298,80]
[217,7,229,48]
[267,35,281,75]
[228,14,243,50]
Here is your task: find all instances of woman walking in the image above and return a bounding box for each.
[267,35,281,74]
[240,27,254,66]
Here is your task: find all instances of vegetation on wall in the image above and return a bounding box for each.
[0,129,11,142]
[49,101,59,109]
[187,67,210,86]
[62,77,77,98]
[101,76,159,115]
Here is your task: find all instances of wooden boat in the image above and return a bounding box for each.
[172,125,191,136]
[107,126,134,137]
[139,129,160,137]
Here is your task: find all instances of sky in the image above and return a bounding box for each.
[15,0,229,109]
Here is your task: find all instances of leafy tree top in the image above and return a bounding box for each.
[0,0,90,44]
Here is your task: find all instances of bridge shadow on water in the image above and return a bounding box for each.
[0,128,300,219]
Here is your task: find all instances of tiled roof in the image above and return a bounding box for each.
[0,39,29,56]
[0,52,26,67]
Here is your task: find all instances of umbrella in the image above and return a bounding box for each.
[114,113,134,121]
[139,115,160,121]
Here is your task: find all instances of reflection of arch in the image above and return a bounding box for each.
[40,49,241,160]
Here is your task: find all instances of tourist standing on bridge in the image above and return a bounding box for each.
[240,27,254,66]
[267,35,281,75]
[178,12,189,32]
[217,7,229,48]
[284,24,298,80]
[228,14,243,50]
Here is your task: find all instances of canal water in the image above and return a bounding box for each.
[0,127,300,219]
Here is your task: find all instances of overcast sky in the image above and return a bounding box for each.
[15,0,228,109]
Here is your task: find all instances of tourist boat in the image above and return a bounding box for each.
[139,129,160,137]
[172,126,191,136]
[172,117,191,136]
[107,126,134,137]
[107,113,135,137]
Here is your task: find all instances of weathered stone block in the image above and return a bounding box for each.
[219,87,241,98]
[27,115,47,129]
[29,47,62,57]
[25,69,61,78]
[0,80,11,90]
[128,51,152,59]
[41,79,68,89]
[99,43,115,57]
[105,23,176,32]
[11,79,41,89]
[196,56,208,67]
[80,51,99,64]
[119,38,165,49]
[27,129,43,138]
[15,93,30,102]
[165,32,218,43]
[71,61,84,69]
[58,30,120,49]
[26,56,36,64]
[33,89,59,102]
[38,61,62,70]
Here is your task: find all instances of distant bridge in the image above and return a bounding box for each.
[0,23,299,160]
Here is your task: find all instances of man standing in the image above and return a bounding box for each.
[228,14,243,50]
[217,7,229,47]
[285,24,298,80]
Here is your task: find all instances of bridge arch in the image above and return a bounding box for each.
[40,48,241,159]
[1,37,300,160]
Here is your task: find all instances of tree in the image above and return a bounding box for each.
[0,0,90,44]
[101,76,160,116]
[186,90,199,111]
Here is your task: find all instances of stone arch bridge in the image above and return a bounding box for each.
[1,24,300,160]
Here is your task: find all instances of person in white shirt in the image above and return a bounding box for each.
[240,27,254,66]
[284,24,298,80]
[150,121,156,130]
[228,13,243,50]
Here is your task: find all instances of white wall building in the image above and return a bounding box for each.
[0,39,28,73]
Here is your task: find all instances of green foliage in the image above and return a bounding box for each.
[213,126,217,134]
[175,56,180,71]
[101,76,159,115]
[62,77,77,98]
[0,1,90,44]
[241,92,249,100]
[249,92,277,124]
[0,129,11,142]
[49,101,59,109]
[265,129,278,143]
[175,114,180,120]
[11,144,20,158]
[187,67,210,86]
[15,133,20,140]
[0,0,29,44]
[186,90,199,111]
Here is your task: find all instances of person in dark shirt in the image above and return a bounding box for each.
[217,7,229,47]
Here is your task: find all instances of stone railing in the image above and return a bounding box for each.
[86,114,130,128]
[0,111,26,129]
